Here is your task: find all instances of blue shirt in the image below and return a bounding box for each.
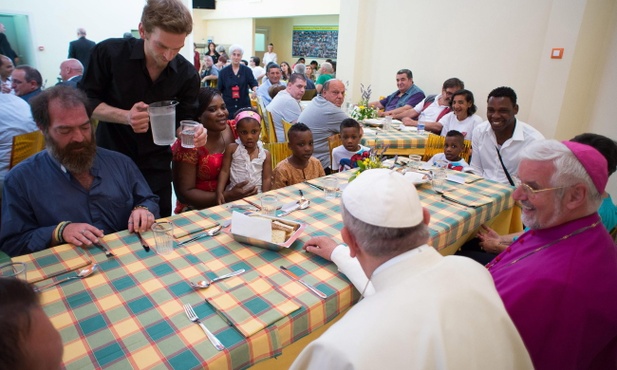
[0,148,160,256]
[379,84,425,112]
[256,78,286,106]
[20,88,42,104]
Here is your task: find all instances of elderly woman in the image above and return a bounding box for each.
[217,45,258,118]
[172,87,257,213]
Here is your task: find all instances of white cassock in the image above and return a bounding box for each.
[290,245,533,370]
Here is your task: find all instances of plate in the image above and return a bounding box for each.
[398,125,418,132]
[362,118,383,127]
[229,215,306,251]
[403,171,430,186]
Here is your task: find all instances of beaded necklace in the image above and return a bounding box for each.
[486,221,600,271]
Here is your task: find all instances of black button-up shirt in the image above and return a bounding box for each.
[79,37,199,192]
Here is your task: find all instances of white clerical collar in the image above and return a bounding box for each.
[372,244,429,277]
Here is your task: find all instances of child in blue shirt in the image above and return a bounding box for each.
[332,118,370,172]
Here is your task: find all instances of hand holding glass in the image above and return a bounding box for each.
[180,120,200,148]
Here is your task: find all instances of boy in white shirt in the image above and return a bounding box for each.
[332,118,370,172]
[428,130,473,173]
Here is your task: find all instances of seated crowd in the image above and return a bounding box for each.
[1,0,616,367]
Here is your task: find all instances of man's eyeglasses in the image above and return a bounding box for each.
[513,176,569,198]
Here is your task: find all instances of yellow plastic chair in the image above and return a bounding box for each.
[265,110,277,143]
[282,119,293,141]
[422,134,445,161]
[422,133,472,163]
[327,134,342,169]
[302,89,317,101]
[10,130,46,169]
[255,98,272,144]
[264,142,292,169]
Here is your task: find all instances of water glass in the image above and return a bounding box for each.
[323,178,339,200]
[151,222,174,255]
[432,170,448,194]
[261,194,278,216]
[148,100,178,146]
[383,116,392,131]
[408,154,422,171]
[0,262,27,280]
[180,120,200,148]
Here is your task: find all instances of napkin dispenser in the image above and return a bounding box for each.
[229,212,306,251]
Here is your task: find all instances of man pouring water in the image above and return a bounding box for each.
[80,0,205,216]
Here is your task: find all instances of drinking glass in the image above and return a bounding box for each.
[261,194,278,216]
[323,178,339,200]
[408,154,422,171]
[432,170,448,194]
[151,222,174,255]
[383,116,392,131]
[180,120,200,148]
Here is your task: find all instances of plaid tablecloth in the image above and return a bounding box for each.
[361,128,427,150]
[14,169,513,369]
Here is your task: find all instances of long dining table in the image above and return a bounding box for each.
[360,126,427,156]
[13,168,518,369]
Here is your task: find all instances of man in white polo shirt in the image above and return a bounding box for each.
[400,77,464,134]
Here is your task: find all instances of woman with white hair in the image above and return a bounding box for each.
[217,45,258,118]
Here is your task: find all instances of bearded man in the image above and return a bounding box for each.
[0,86,159,257]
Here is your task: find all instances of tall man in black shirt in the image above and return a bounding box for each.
[80,0,205,216]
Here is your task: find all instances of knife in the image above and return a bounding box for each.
[136,232,150,252]
[280,266,327,299]
[303,181,324,192]
[242,199,262,211]
[28,260,93,284]
[93,241,116,258]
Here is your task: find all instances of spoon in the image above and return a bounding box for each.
[178,225,223,246]
[36,264,99,292]
[280,191,311,217]
[190,269,245,289]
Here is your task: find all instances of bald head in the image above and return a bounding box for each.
[77,28,86,37]
[59,59,83,82]
[322,79,346,107]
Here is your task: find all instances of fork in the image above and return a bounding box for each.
[183,303,225,351]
